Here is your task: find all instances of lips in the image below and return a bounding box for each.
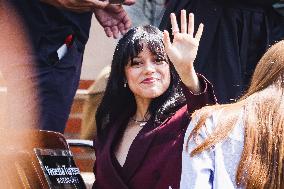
[141,77,158,84]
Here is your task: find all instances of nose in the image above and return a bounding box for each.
[143,61,155,74]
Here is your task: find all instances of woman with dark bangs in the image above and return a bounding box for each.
[181,40,284,189]
[93,10,216,189]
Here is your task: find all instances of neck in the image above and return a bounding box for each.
[134,97,151,121]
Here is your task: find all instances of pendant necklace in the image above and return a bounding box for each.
[131,111,150,127]
[131,118,148,127]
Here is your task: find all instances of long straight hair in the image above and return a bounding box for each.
[187,40,284,188]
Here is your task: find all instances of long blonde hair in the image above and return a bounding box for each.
[188,40,284,189]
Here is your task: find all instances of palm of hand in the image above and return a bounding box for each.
[163,11,203,69]
[94,5,131,38]
[95,6,124,27]
[167,33,199,66]
[163,11,203,92]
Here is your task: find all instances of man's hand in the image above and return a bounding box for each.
[119,0,135,5]
[41,0,135,38]
[94,5,131,38]
[40,0,109,12]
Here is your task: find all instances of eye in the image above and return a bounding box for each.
[130,60,143,67]
[154,58,166,65]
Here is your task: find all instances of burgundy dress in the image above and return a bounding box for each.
[93,75,216,189]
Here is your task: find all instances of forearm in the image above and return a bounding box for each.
[175,62,201,94]
[40,0,109,12]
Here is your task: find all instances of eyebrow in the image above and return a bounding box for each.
[133,53,158,59]
[133,56,141,59]
[131,58,142,63]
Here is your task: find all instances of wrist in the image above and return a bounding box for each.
[179,67,201,94]
[175,61,194,76]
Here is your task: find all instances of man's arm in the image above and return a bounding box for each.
[40,0,136,38]
[40,0,110,12]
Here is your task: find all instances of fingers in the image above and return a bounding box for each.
[195,23,204,42]
[122,0,136,6]
[170,13,179,35]
[111,26,120,39]
[123,14,132,31]
[180,10,187,33]
[163,30,172,50]
[118,22,126,35]
[170,11,203,42]
[188,13,194,37]
[89,0,109,9]
[118,14,131,36]
[105,25,127,39]
[116,6,131,35]
[104,27,113,38]
[171,11,196,36]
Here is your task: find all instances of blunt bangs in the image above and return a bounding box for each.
[121,25,167,67]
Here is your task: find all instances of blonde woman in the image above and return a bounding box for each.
[181,40,284,189]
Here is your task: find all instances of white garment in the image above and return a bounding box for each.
[180,109,244,189]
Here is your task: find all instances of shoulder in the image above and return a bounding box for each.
[157,105,189,132]
[185,107,223,141]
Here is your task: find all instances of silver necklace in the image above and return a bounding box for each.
[131,111,150,127]
[131,118,148,127]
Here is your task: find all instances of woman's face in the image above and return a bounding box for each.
[124,47,171,101]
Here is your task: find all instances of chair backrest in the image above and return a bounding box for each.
[0,129,85,189]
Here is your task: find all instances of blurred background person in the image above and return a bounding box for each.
[181,40,284,189]
[0,1,39,129]
[0,1,41,187]
[8,0,135,133]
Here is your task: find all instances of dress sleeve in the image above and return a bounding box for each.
[180,115,215,189]
[181,74,217,115]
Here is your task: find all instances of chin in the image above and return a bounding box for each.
[140,90,164,99]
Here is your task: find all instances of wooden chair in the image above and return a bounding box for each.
[0,129,86,189]
[67,139,96,188]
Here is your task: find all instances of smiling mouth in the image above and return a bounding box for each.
[141,77,158,84]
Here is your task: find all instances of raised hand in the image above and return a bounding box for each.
[163,10,204,93]
[94,4,132,39]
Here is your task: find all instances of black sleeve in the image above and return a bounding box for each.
[213,0,279,5]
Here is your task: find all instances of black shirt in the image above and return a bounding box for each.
[10,0,92,56]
